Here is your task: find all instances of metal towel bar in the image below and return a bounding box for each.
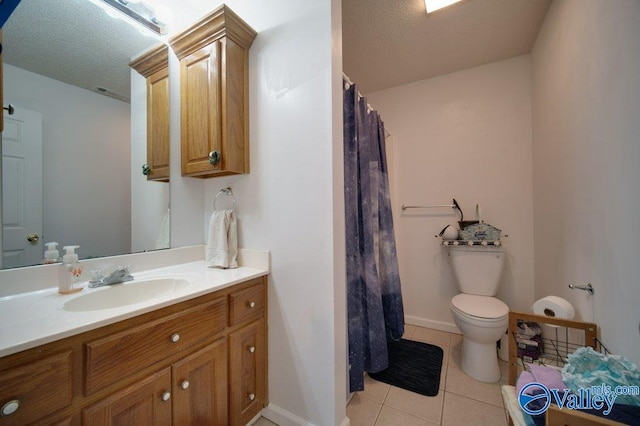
[401,198,461,214]
[402,203,456,211]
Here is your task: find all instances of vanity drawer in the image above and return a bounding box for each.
[85,297,227,395]
[229,281,265,327]
[0,351,73,425]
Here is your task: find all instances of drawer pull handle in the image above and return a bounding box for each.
[248,393,256,401]
[248,301,256,308]
[162,391,171,402]
[248,346,256,353]
[181,380,190,390]
[1,400,20,416]
[171,333,180,343]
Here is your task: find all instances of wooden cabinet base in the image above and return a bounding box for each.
[0,277,267,425]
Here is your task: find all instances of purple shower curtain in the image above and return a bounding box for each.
[344,78,404,392]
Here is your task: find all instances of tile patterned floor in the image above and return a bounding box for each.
[253,325,511,426]
[346,325,511,426]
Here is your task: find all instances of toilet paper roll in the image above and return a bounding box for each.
[532,296,575,320]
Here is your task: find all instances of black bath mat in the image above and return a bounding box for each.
[369,339,444,397]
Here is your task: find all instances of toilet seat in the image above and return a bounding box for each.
[451,294,508,320]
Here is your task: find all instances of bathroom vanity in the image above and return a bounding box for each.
[0,252,268,425]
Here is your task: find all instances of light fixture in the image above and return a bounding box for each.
[425,0,463,14]
[99,0,168,35]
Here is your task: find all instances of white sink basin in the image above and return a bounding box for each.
[63,277,190,312]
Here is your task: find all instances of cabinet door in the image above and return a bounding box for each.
[229,319,266,426]
[146,67,170,181]
[0,351,73,425]
[82,368,171,426]
[180,42,222,177]
[172,338,228,425]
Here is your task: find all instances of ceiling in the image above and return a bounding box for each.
[2,0,161,102]
[343,0,552,94]
[3,0,552,101]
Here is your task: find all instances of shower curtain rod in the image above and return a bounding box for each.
[342,73,391,138]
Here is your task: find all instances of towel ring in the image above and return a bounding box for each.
[213,187,236,211]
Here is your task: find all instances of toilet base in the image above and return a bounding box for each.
[461,336,501,383]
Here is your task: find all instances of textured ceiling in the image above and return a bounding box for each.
[3,0,161,102]
[4,0,551,101]
[343,0,552,94]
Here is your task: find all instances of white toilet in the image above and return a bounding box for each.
[448,245,508,383]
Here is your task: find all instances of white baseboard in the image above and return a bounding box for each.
[405,315,460,334]
[247,411,263,425]
[260,404,350,426]
[261,403,313,426]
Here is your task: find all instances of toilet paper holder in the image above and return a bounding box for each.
[568,283,594,295]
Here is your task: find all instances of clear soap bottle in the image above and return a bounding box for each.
[43,242,60,264]
[59,245,84,294]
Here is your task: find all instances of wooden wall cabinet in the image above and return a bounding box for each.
[0,277,267,425]
[170,5,257,178]
[130,44,170,182]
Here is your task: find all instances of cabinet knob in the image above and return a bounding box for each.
[248,301,256,308]
[208,150,221,165]
[181,380,190,390]
[142,163,152,176]
[248,393,256,401]
[248,346,256,353]
[171,333,180,343]
[1,400,20,416]
[161,391,171,402]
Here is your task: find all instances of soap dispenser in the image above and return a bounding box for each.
[43,242,60,264]
[59,245,84,294]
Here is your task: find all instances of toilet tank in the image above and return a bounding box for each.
[448,245,505,296]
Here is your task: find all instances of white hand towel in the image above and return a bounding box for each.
[155,208,170,250]
[227,210,238,268]
[205,209,238,269]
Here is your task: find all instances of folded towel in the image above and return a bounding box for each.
[205,209,238,269]
[516,371,536,394]
[155,208,170,250]
[528,364,566,391]
[517,364,566,395]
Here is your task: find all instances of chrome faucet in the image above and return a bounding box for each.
[89,266,134,288]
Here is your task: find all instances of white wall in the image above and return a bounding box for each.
[531,0,640,363]
[367,56,535,331]
[3,64,131,260]
[140,1,347,424]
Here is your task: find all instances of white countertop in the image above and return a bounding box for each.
[0,260,269,358]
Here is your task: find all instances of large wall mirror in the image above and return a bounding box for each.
[1,0,170,269]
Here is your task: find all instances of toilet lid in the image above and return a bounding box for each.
[451,294,508,319]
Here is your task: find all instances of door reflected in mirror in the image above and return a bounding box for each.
[1,0,170,269]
